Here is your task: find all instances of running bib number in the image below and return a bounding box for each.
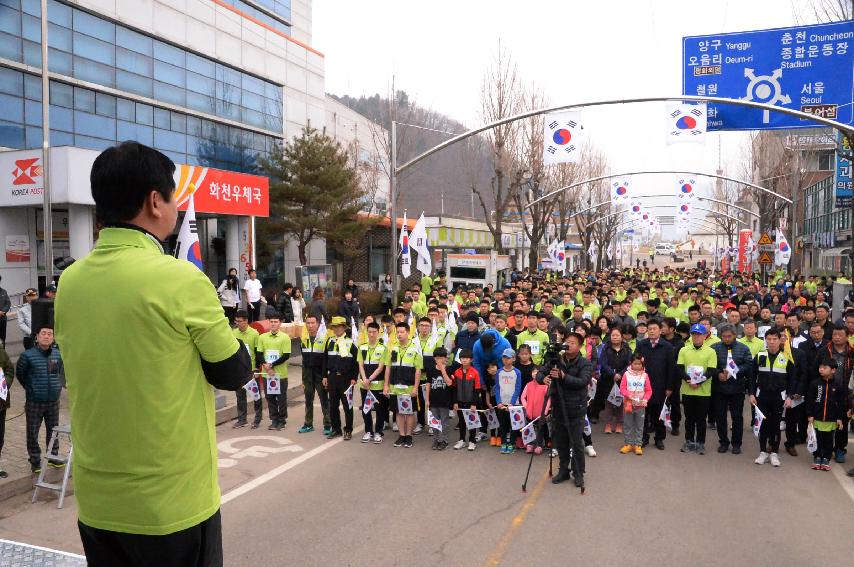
[525,341,541,355]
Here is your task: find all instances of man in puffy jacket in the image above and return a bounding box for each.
[636,320,675,450]
[0,343,13,478]
[538,332,592,489]
[473,329,512,381]
[749,329,797,467]
[711,324,753,454]
[276,283,295,323]
[453,313,481,369]
[16,324,63,473]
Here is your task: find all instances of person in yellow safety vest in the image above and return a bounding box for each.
[298,314,331,435]
[357,321,388,443]
[323,316,358,440]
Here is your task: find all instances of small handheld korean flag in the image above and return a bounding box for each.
[362,390,378,414]
[351,319,359,342]
[583,415,592,436]
[174,192,204,270]
[726,352,739,380]
[397,395,414,415]
[509,406,527,431]
[0,368,7,402]
[543,111,583,165]
[485,408,500,430]
[317,316,328,340]
[266,375,281,395]
[345,384,354,410]
[244,378,261,401]
[521,417,539,446]
[399,211,412,278]
[428,410,442,432]
[666,103,707,144]
[659,402,672,431]
[462,409,482,430]
[752,405,767,437]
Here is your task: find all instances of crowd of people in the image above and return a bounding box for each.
[236,266,854,489]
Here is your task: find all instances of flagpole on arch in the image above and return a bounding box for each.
[389,120,399,308]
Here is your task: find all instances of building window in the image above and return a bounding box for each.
[817,150,834,171]
[0,68,278,174]
[0,0,283,134]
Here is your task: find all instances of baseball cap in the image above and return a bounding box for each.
[501,348,516,359]
[690,323,707,335]
[330,316,347,327]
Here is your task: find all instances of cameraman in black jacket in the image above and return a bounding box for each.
[538,332,593,488]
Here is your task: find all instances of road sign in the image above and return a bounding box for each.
[683,21,854,130]
[837,130,852,208]
[757,232,774,246]
[758,251,774,265]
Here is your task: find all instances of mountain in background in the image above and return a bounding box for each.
[329,92,490,219]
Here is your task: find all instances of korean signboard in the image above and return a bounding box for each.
[837,130,852,208]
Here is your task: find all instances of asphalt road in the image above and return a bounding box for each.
[2,393,853,566]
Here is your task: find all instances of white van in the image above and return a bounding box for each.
[654,242,675,255]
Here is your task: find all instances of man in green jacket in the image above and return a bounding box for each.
[55,141,251,566]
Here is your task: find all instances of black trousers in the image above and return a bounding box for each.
[497,408,512,442]
[816,429,834,461]
[265,382,287,426]
[714,392,744,448]
[670,388,682,427]
[643,400,667,443]
[235,387,262,425]
[552,413,586,477]
[78,510,222,567]
[360,389,388,435]
[328,379,354,434]
[0,406,5,457]
[682,395,711,445]
[417,383,426,427]
[784,402,807,449]
[247,301,261,323]
[223,306,236,326]
[757,396,784,453]
[0,315,6,346]
[835,416,849,452]
[457,406,477,442]
[302,366,329,429]
[26,400,59,465]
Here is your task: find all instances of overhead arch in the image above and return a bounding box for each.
[590,205,746,226]
[563,192,758,218]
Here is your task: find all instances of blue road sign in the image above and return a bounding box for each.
[683,21,854,130]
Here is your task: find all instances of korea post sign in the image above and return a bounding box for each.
[683,21,854,130]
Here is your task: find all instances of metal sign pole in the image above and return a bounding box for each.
[389,121,398,306]
[40,0,53,285]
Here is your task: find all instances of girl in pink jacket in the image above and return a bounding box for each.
[619,353,653,455]
[520,377,551,455]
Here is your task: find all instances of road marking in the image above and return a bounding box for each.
[830,434,854,504]
[482,471,548,567]
[220,425,364,505]
[218,436,303,468]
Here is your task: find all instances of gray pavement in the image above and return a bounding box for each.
[1,389,853,566]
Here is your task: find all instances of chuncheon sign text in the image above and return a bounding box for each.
[683,21,854,130]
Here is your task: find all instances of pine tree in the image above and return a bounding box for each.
[259,126,368,266]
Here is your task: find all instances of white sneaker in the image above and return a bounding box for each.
[769,452,781,467]
[414,424,423,435]
[373,433,383,444]
[550,448,558,457]
[428,428,434,436]
[392,423,399,432]
[361,433,372,443]
[585,445,597,458]
[754,451,769,465]
[453,440,466,450]
[467,442,476,451]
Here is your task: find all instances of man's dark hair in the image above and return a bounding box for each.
[433,347,449,358]
[764,328,781,339]
[480,333,495,351]
[395,321,410,329]
[235,310,249,320]
[646,318,661,329]
[366,321,380,331]
[91,141,176,223]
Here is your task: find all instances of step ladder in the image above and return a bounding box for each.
[32,424,73,509]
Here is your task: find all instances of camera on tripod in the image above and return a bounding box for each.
[542,342,565,372]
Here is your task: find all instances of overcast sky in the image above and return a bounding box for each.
[314,0,827,220]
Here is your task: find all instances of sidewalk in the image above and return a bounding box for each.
[0,318,306,502]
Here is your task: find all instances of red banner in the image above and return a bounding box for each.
[737,229,753,273]
[174,164,269,217]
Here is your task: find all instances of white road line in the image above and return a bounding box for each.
[220,424,364,505]
[832,433,854,504]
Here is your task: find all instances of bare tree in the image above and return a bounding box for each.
[572,148,610,270]
[793,0,853,22]
[470,45,524,253]
[711,178,742,248]
[552,162,584,242]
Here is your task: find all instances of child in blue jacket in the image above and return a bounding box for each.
[494,348,523,454]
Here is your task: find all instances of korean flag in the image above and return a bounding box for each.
[266,376,281,395]
[666,103,707,144]
[462,409,483,430]
[521,418,539,446]
[543,111,584,165]
[244,378,261,402]
[362,390,378,415]
[485,408,500,431]
[428,410,443,432]
[0,368,7,402]
[345,384,354,410]
[397,395,414,415]
[676,177,697,200]
[611,180,630,203]
[509,406,527,431]
[752,405,766,437]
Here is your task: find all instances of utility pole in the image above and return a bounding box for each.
[40,0,53,285]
